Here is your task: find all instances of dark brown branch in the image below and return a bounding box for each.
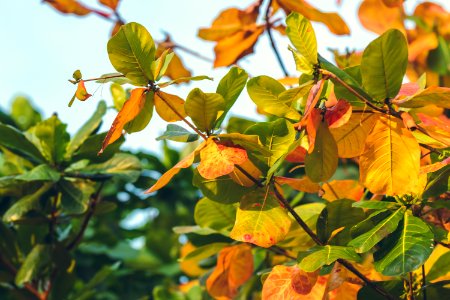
[268,245,296,260]
[265,0,289,77]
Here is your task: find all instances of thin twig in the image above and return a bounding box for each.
[268,245,296,260]
[265,0,289,77]
[81,74,126,83]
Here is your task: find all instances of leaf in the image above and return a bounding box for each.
[305,120,338,182]
[10,96,42,130]
[218,133,272,157]
[299,245,360,272]
[230,187,292,248]
[77,153,141,182]
[154,91,187,122]
[185,88,225,133]
[262,265,319,299]
[325,100,352,129]
[277,0,350,35]
[374,212,434,276]
[65,100,107,158]
[3,183,52,222]
[426,251,450,281]
[321,180,364,201]
[288,46,314,74]
[151,49,174,81]
[285,12,317,64]
[124,91,154,133]
[194,197,236,232]
[245,119,296,166]
[361,29,408,102]
[181,242,229,262]
[197,139,248,180]
[74,80,91,102]
[359,115,421,195]
[158,75,212,87]
[394,86,450,109]
[15,244,51,286]
[107,22,155,85]
[155,38,191,81]
[100,88,147,154]
[206,244,254,300]
[358,0,405,35]
[15,164,60,182]
[58,180,90,214]
[99,0,119,10]
[145,142,206,193]
[228,159,263,187]
[352,201,400,210]
[330,112,378,158]
[275,176,321,193]
[0,124,46,164]
[348,207,406,253]
[215,66,248,127]
[247,76,300,120]
[110,83,127,110]
[156,124,198,143]
[46,0,91,16]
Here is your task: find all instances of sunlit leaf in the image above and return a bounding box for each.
[156,124,198,143]
[321,180,364,201]
[154,91,187,122]
[275,176,321,193]
[285,12,317,65]
[185,88,225,133]
[299,245,360,272]
[194,197,236,232]
[358,0,405,35]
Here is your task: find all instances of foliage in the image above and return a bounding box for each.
[2,0,450,299]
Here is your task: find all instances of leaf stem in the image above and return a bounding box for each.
[155,90,208,140]
[81,74,126,83]
[265,0,289,77]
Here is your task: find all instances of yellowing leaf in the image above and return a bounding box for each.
[321,180,364,201]
[360,115,421,195]
[180,242,208,277]
[277,0,350,35]
[358,0,405,35]
[197,139,248,180]
[395,86,450,109]
[262,265,319,299]
[330,112,378,158]
[185,88,225,133]
[100,88,147,153]
[230,187,292,248]
[154,91,187,122]
[325,100,352,129]
[408,32,438,62]
[206,244,253,300]
[144,142,206,193]
[382,0,403,7]
[69,80,92,107]
[275,176,321,193]
[228,159,262,187]
[156,37,191,80]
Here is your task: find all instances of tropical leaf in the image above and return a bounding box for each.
[299,245,360,272]
[185,88,225,133]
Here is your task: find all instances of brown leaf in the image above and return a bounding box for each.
[206,244,254,300]
[99,88,147,154]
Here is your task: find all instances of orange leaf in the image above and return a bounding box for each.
[206,244,254,300]
[145,142,206,193]
[154,91,187,122]
[420,157,450,175]
[46,0,92,15]
[229,159,262,187]
[325,100,352,129]
[358,0,405,35]
[408,32,438,62]
[300,80,325,128]
[275,176,321,193]
[111,21,123,37]
[99,88,147,154]
[286,146,307,163]
[99,0,119,11]
[321,180,364,201]
[198,139,248,180]
[382,0,403,7]
[75,80,91,101]
[277,0,350,35]
[305,108,322,153]
[179,243,208,277]
[156,39,191,80]
[262,265,319,299]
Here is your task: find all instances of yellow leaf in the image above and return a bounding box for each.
[230,187,292,248]
[321,180,364,201]
[180,243,208,277]
[99,88,146,153]
[275,176,321,193]
[75,80,91,101]
[358,0,405,35]
[197,139,248,180]
[330,112,378,158]
[154,91,187,122]
[229,159,262,187]
[206,244,253,300]
[408,32,438,62]
[360,115,421,195]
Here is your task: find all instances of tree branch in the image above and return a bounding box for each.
[265,0,289,77]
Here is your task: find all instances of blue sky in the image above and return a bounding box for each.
[0,0,448,153]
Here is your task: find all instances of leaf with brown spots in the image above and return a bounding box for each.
[197,139,248,180]
[206,244,254,300]
[99,88,147,154]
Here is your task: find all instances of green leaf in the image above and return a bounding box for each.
[227,116,259,134]
[3,183,52,222]
[25,115,70,164]
[125,91,154,133]
[76,153,142,182]
[10,96,42,130]
[305,121,338,182]
[0,124,46,164]
[357,280,404,300]
[72,133,124,163]
[158,75,213,87]
[95,72,132,85]
[218,133,272,157]
[185,88,225,133]
[361,29,408,101]
[15,244,51,286]
[299,245,360,272]
[285,12,317,64]
[349,207,405,253]
[332,66,365,106]
[107,22,156,86]
[317,199,365,245]
[151,49,174,81]
[58,180,90,214]
[374,212,434,276]
[111,83,127,111]
[245,119,296,167]
[65,100,107,159]
[288,46,313,74]
[427,251,450,281]
[352,201,400,210]
[180,242,229,262]
[427,36,450,75]
[194,198,236,232]
[215,66,248,127]
[192,169,248,204]
[15,164,60,182]
[423,165,450,198]
[247,76,300,120]
[156,124,198,143]
[0,222,21,264]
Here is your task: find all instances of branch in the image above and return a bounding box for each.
[66,182,105,251]
[265,0,289,77]
[80,74,126,83]
[63,172,113,181]
[267,245,296,260]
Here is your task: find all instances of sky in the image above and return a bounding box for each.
[1,0,449,154]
